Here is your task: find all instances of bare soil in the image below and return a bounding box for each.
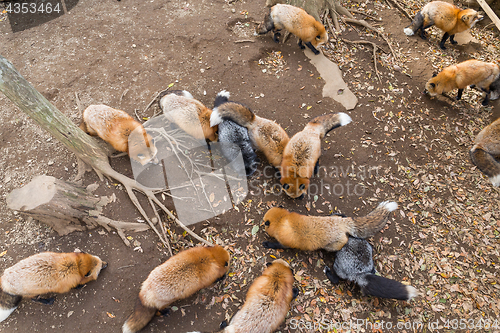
[0,0,499,332]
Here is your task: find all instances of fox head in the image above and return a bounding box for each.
[207,245,231,275]
[77,253,107,285]
[280,175,309,199]
[311,23,328,48]
[129,128,158,166]
[459,9,483,29]
[425,74,442,97]
[263,206,291,238]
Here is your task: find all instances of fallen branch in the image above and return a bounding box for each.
[349,9,382,21]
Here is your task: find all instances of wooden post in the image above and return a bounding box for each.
[476,0,500,32]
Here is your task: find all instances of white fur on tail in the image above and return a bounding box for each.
[210,109,223,127]
[337,112,352,127]
[217,90,230,99]
[181,90,194,99]
[404,27,414,36]
[378,201,398,212]
[0,307,17,323]
[406,286,419,301]
[490,174,500,187]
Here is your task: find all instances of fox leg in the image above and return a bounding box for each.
[314,159,320,176]
[456,88,464,100]
[298,39,306,50]
[439,32,450,50]
[449,34,458,44]
[482,90,491,106]
[32,296,55,305]
[292,288,299,300]
[273,29,281,43]
[262,241,287,249]
[304,41,320,55]
[158,308,170,316]
[323,266,340,284]
[215,273,227,283]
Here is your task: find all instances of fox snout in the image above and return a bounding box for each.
[101,261,108,269]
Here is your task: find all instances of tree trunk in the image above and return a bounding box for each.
[6,175,149,244]
[0,55,211,250]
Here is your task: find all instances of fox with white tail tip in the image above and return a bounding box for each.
[280,112,352,199]
[324,237,418,301]
[263,201,398,251]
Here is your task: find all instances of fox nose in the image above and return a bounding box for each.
[101,261,108,269]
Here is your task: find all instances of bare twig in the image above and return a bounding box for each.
[144,85,174,119]
[234,39,255,43]
[341,39,382,82]
[386,0,412,20]
[349,9,382,21]
[343,18,400,64]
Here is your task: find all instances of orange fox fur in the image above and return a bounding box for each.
[470,117,500,187]
[80,104,157,165]
[159,90,217,142]
[425,59,500,106]
[404,1,483,49]
[210,101,289,168]
[219,259,296,333]
[262,201,397,251]
[280,113,351,199]
[257,4,328,55]
[0,252,106,322]
[122,245,230,333]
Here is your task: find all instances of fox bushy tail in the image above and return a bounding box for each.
[348,201,398,238]
[357,274,418,301]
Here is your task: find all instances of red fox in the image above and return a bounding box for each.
[0,252,106,322]
[80,104,158,165]
[122,245,230,333]
[210,97,289,169]
[280,112,351,199]
[188,259,298,333]
[262,201,397,251]
[470,117,500,187]
[159,90,218,142]
[425,59,500,106]
[256,4,328,55]
[324,237,418,301]
[404,1,483,50]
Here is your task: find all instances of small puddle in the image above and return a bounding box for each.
[304,48,358,110]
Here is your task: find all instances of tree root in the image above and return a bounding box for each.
[385,0,413,20]
[341,39,383,82]
[343,17,400,64]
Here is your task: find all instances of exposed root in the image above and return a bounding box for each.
[343,17,400,64]
[341,39,383,82]
[385,0,412,20]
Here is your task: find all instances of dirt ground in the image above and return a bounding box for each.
[0,0,499,332]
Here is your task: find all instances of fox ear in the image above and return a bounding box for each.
[430,83,436,88]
